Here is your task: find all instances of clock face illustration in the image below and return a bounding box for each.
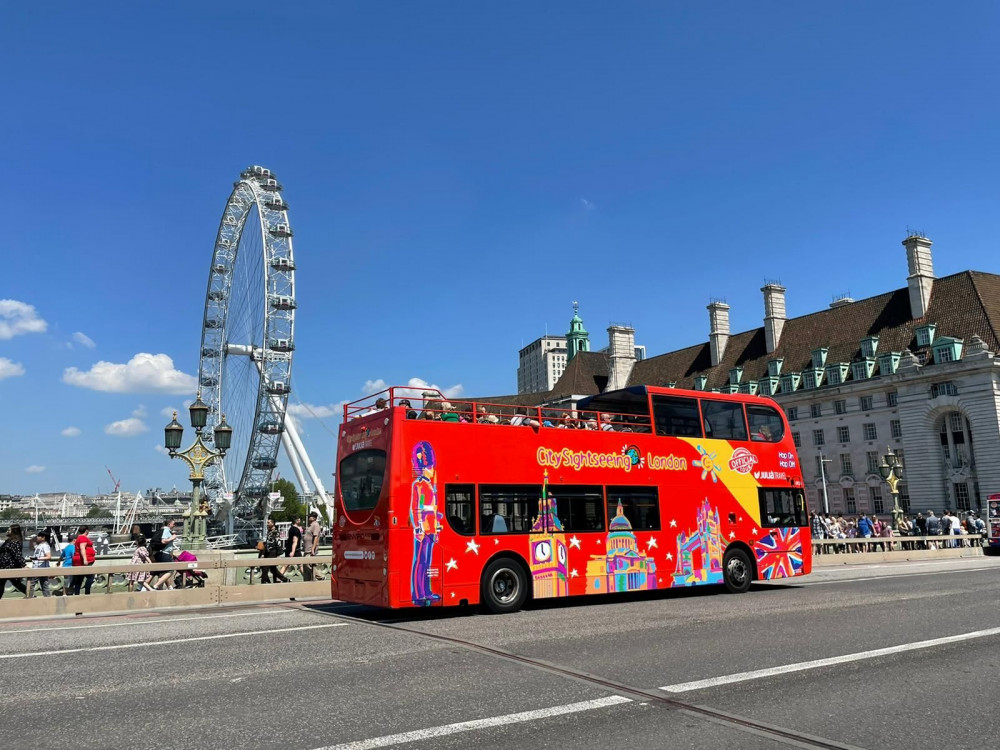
[557,544,567,566]
[533,541,552,562]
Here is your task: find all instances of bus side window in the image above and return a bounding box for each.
[701,400,748,441]
[747,405,785,442]
[758,488,807,527]
[606,487,660,531]
[445,484,475,536]
[652,396,702,438]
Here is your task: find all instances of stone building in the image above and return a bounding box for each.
[542,234,1000,515]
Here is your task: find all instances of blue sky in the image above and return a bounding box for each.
[2,2,999,496]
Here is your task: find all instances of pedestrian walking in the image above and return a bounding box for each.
[61,536,76,595]
[810,511,825,555]
[260,519,289,584]
[150,520,179,590]
[279,516,303,579]
[302,511,321,581]
[70,526,96,595]
[27,530,53,598]
[126,535,153,592]
[0,524,28,599]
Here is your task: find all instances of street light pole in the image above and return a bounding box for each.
[818,451,832,515]
[878,447,905,531]
[162,393,232,550]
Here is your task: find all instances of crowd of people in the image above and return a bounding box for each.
[809,509,987,553]
[363,396,645,432]
[0,512,327,599]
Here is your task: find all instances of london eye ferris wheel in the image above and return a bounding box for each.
[196,166,296,520]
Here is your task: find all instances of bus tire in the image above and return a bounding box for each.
[481,557,528,614]
[722,547,753,594]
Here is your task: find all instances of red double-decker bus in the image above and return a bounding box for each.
[332,385,810,613]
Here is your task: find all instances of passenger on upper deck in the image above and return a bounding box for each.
[362,397,389,416]
[399,399,418,419]
[600,414,616,432]
[440,402,460,422]
[510,407,539,428]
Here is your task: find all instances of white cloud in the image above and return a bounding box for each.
[404,377,464,400]
[287,401,347,419]
[362,379,387,395]
[580,198,595,211]
[63,353,197,394]
[154,444,170,455]
[161,406,177,417]
[61,426,81,437]
[0,300,47,340]
[105,417,149,437]
[132,404,148,418]
[72,331,96,348]
[0,357,25,380]
[25,465,46,474]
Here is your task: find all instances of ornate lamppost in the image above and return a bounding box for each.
[878,447,905,531]
[163,393,232,549]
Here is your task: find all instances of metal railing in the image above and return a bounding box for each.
[815,533,987,553]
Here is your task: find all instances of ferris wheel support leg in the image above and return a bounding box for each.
[280,427,313,497]
[281,411,333,523]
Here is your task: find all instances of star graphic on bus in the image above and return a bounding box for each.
[445,558,458,571]
[729,531,736,540]
[693,445,720,483]
[665,552,674,561]
[569,536,582,549]
[465,539,480,555]
[752,528,759,536]
[570,568,579,578]
[669,519,677,528]
[646,537,658,549]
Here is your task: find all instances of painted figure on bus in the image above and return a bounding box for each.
[409,441,442,605]
[529,470,569,598]
[673,498,724,585]
[585,501,657,593]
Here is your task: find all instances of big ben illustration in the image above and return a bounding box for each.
[529,470,569,598]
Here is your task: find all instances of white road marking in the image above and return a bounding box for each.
[661,626,1000,693]
[0,608,287,635]
[316,695,633,750]
[0,623,344,659]
[798,565,999,586]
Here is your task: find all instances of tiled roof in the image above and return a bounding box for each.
[628,271,1000,391]
[549,351,609,396]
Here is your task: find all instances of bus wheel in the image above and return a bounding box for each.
[481,557,527,614]
[723,548,753,594]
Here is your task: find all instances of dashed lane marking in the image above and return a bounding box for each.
[0,622,344,659]
[660,626,1000,692]
[314,696,633,750]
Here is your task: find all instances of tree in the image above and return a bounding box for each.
[87,505,106,518]
[0,507,29,521]
[268,478,307,522]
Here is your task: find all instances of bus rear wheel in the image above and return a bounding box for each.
[481,557,528,614]
[723,548,753,594]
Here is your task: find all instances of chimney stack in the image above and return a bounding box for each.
[606,324,636,391]
[762,282,787,354]
[903,234,934,319]
[707,300,730,367]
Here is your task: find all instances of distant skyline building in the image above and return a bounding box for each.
[517,304,593,394]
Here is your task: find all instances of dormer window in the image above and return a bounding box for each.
[916,324,937,347]
[852,359,876,381]
[802,369,824,390]
[666,381,677,389]
[780,373,801,393]
[811,348,829,369]
[860,336,879,358]
[758,377,779,396]
[826,363,849,386]
[694,375,707,391]
[767,358,783,377]
[729,367,743,385]
[738,382,757,395]
[932,336,964,365]
[878,352,901,376]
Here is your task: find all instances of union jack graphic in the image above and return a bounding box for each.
[752,527,804,580]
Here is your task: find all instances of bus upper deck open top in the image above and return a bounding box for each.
[332,385,810,613]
